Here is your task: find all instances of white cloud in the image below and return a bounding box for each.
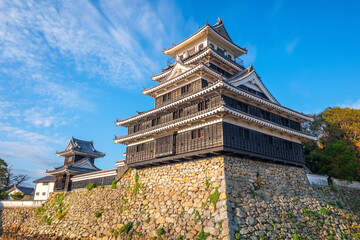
[341,99,360,109]
[286,37,299,54]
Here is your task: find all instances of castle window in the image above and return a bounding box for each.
[162,92,171,102]
[152,116,161,126]
[191,128,204,139]
[173,108,183,120]
[36,192,39,196]
[136,143,145,152]
[181,84,190,95]
[43,182,49,186]
[42,192,46,195]
[198,99,210,111]
[198,43,204,51]
[134,124,141,132]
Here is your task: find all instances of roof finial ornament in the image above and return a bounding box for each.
[206,19,209,25]
[217,17,222,24]
[249,63,253,71]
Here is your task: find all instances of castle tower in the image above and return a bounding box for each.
[114,19,315,168]
[46,137,105,191]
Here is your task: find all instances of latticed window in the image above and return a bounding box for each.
[173,108,183,120]
[198,99,210,111]
[191,128,204,139]
[162,92,171,102]
[134,124,141,132]
[136,143,145,152]
[181,84,191,95]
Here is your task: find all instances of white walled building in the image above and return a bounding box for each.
[33,176,55,201]
[6,186,34,200]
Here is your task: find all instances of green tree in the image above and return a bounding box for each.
[304,107,360,181]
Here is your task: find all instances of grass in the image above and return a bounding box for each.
[209,187,220,210]
[205,179,211,190]
[120,222,133,234]
[196,228,210,240]
[179,210,186,218]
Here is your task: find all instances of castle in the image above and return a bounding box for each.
[114,18,315,169]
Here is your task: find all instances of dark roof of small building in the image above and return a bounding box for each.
[33,175,55,183]
[56,137,105,158]
[7,186,35,195]
[46,156,100,175]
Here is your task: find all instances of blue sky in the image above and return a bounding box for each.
[1,0,360,185]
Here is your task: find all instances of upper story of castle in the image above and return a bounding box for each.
[114,19,315,148]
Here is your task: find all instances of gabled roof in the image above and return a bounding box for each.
[56,137,105,158]
[163,19,247,58]
[46,156,100,176]
[226,65,279,104]
[33,176,55,183]
[162,60,194,83]
[6,186,34,195]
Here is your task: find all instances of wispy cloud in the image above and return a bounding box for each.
[0,0,183,183]
[285,37,299,54]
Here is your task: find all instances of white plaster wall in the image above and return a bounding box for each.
[34,182,54,201]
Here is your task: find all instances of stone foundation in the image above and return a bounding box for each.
[0,156,359,240]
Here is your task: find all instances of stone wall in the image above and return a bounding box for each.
[0,156,359,240]
[1,157,229,239]
[224,156,360,240]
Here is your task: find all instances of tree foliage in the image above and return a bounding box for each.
[304,107,360,181]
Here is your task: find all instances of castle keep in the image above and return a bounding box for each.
[114,18,315,168]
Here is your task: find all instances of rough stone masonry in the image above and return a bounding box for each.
[1,156,359,239]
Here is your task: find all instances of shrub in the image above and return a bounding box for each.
[293,234,300,240]
[94,211,102,218]
[111,180,118,189]
[10,192,24,200]
[85,183,95,190]
[145,217,150,223]
[157,227,165,236]
[235,233,240,239]
[320,207,328,215]
[175,236,184,240]
[0,191,8,200]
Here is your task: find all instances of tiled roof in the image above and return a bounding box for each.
[33,176,55,183]
[46,156,100,175]
[7,186,35,195]
[212,18,233,42]
[56,137,105,157]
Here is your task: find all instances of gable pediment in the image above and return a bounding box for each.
[228,71,278,104]
[163,61,193,82]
